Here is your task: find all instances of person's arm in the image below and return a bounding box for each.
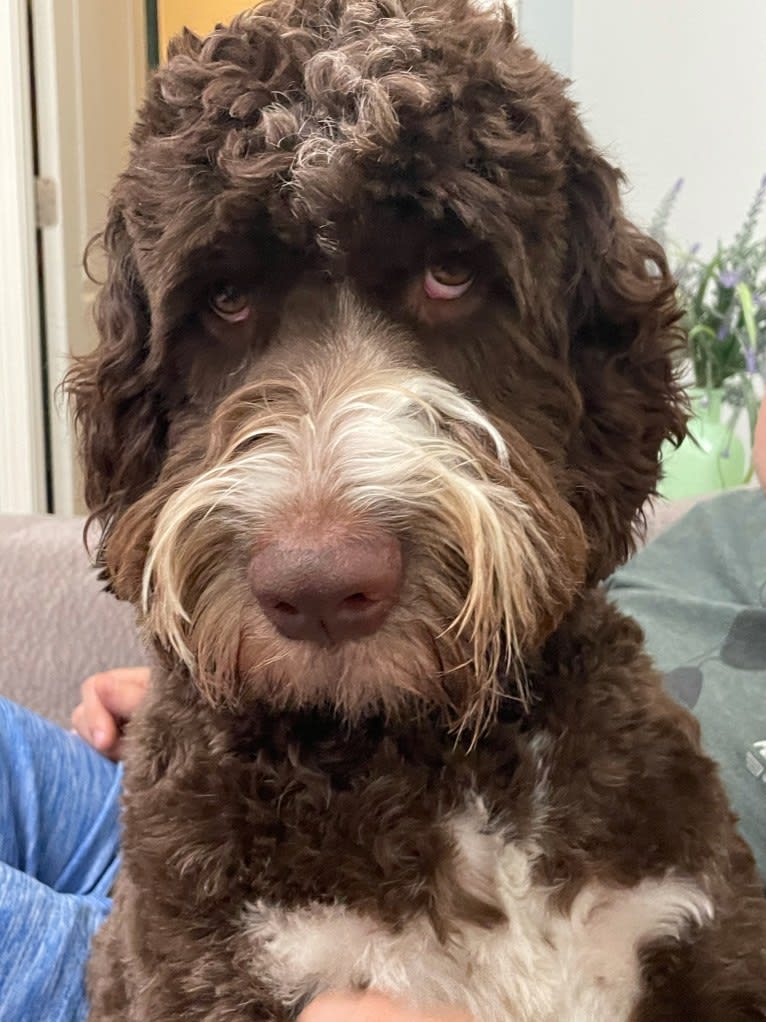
[71,666,150,760]
[298,990,474,1022]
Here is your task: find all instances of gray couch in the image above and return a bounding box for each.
[0,515,146,726]
[0,500,699,727]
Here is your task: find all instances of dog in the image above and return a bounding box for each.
[69,1,766,1019]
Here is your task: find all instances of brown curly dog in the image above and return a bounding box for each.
[68,1,766,1019]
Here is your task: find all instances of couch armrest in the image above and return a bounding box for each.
[0,514,146,726]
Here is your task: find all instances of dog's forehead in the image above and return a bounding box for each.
[122,0,570,281]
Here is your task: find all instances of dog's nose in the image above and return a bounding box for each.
[249,531,403,644]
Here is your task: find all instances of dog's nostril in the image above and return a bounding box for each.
[342,593,373,610]
[274,601,299,616]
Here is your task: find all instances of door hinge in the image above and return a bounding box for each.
[34,176,58,229]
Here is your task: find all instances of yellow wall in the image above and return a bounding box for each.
[158,1,258,55]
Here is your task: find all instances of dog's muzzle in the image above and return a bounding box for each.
[113,301,586,722]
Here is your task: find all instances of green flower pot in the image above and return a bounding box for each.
[660,387,746,500]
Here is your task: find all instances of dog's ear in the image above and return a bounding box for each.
[563,141,687,581]
[68,205,167,539]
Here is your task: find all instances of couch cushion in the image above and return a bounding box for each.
[0,515,146,726]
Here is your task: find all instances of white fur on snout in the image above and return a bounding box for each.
[141,305,576,721]
[243,800,713,1022]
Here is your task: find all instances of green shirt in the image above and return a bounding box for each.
[607,487,766,879]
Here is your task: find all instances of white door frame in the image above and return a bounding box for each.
[0,0,48,514]
[31,0,147,516]
[30,0,83,518]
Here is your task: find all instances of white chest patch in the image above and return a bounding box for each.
[243,803,713,1022]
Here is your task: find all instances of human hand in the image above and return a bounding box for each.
[298,990,475,1022]
[71,666,151,760]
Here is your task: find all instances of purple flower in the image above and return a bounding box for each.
[745,349,758,373]
[719,268,744,288]
[678,242,701,267]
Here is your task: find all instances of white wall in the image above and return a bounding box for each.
[522,0,766,253]
[568,0,766,252]
[521,0,572,76]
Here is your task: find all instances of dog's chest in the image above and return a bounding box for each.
[243,800,712,1022]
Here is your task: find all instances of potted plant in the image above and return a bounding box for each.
[651,175,766,499]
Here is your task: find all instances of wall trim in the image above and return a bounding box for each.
[30,0,80,516]
[0,0,48,514]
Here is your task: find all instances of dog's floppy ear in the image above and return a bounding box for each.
[563,140,687,581]
[68,205,167,537]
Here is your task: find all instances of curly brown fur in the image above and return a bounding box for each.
[68,1,766,1020]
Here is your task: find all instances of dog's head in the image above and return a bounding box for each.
[69,0,684,728]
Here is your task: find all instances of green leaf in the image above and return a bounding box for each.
[692,250,722,316]
[736,282,758,346]
[688,324,718,342]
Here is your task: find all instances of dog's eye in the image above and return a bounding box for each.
[424,261,475,301]
[209,284,251,322]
